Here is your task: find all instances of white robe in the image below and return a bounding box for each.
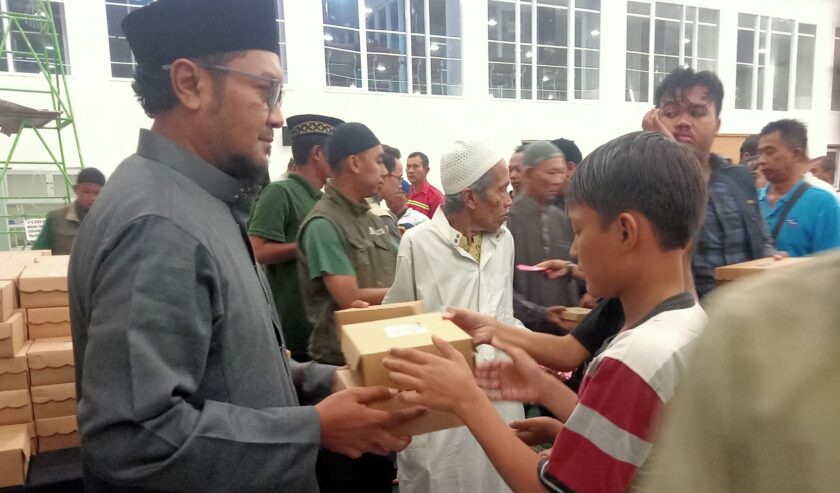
[384,208,526,493]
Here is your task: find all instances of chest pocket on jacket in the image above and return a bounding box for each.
[347,233,395,288]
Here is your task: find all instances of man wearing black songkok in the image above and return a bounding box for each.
[298,122,398,490]
[67,1,419,491]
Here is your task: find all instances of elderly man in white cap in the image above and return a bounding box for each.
[384,141,524,493]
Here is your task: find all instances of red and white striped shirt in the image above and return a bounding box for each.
[539,293,707,493]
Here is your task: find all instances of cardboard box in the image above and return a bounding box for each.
[334,368,463,436]
[0,424,31,487]
[335,301,425,337]
[0,390,32,426]
[0,343,30,392]
[30,383,76,420]
[0,311,25,359]
[715,257,813,284]
[26,337,74,386]
[559,307,592,331]
[341,312,474,389]
[0,281,15,324]
[27,307,71,339]
[18,256,70,309]
[0,261,28,310]
[35,415,79,452]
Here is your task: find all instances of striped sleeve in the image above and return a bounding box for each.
[539,356,664,493]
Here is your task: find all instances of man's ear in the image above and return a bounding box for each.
[346,155,362,175]
[615,212,639,252]
[169,59,209,111]
[462,188,478,210]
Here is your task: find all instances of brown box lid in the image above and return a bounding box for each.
[0,343,30,378]
[0,281,15,323]
[0,311,26,358]
[27,307,70,326]
[714,256,812,281]
[0,424,31,487]
[30,383,75,406]
[341,312,474,388]
[26,337,74,371]
[334,368,463,436]
[35,415,78,438]
[0,390,30,413]
[18,256,70,296]
[0,262,27,284]
[335,301,425,337]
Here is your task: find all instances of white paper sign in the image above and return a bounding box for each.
[384,324,428,338]
[24,218,46,242]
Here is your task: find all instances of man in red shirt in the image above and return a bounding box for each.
[406,151,444,218]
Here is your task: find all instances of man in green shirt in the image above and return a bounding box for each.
[33,168,106,255]
[248,114,343,361]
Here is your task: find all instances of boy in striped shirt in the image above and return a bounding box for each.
[384,131,708,492]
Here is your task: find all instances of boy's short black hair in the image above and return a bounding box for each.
[381,145,397,173]
[77,168,106,186]
[654,67,724,117]
[383,145,401,159]
[408,151,430,168]
[740,134,760,157]
[759,119,808,154]
[568,131,706,250]
[291,134,328,166]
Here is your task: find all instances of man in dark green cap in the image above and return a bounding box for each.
[249,114,343,361]
[67,1,419,491]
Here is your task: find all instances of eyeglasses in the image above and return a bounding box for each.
[163,63,284,108]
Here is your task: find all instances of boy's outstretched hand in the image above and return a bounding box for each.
[510,416,564,446]
[443,307,500,346]
[384,336,483,415]
[475,337,552,403]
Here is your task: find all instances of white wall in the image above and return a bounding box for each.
[1,0,839,190]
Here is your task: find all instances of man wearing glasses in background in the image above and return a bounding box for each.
[67,1,420,491]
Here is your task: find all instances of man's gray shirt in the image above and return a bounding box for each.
[507,194,580,334]
[69,130,335,492]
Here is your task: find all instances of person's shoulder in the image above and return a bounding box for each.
[607,304,707,362]
[803,184,840,206]
[429,183,444,198]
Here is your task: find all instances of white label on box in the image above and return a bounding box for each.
[384,324,428,338]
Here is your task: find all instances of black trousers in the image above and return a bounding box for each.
[316,449,395,493]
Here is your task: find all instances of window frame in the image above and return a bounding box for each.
[0,0,70,76]
[488,0,602,102]
[831,27,840,112]
[322,0,463,96]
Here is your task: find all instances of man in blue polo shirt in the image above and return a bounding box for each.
[757,119,840,257]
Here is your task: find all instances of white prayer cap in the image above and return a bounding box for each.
[440,140,504,195]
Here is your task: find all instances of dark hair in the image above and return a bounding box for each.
[381,146,397,173]
[132,51,242,118]
[813,156,836,174]
[759,119,808,154]
[76,168,106,186]
[654,67,724,117]
[291,134,328,166]
[550,138,583,164]
[513,145,524,153]
[408,151,430,169]
[568,131,706,250]
[740,134,760,157]
[383,145,401,159]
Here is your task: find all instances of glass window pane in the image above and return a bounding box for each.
[325,26,361,51]
[654,55,680,83]
[8,1,70,74]
[489,42,515,63]
[411,35,426,57]
[833,37,840,111]
[798,24,816,36]
[410,0,425,34]
[412,57,427,94]
[626,52,648,71]
[367,32,407,55]
[323,0,359,28]
[521,5,532,45]
[737,29,754,64]
[521,63,532,100]
[655,2,681,20]
[575,49,599,68]
[368,54,408,93]
[325,48,362,87]
[537,46,567,66]
[111,63,134,78]
[489,63,516,99]
[488,1,516,42]
[575,67,598,99]
[770,32,791,110]
[429,0,460,37]
[738,13,756,29]
[537,6,568,47]
[431,58,461,95]
[627,1,650,16]
[685,7,696,22]
[771,18,794,34]
[795,33,815,109]
[108,37,133,64]
[699,8,718,25]
[430,37,460,59]
[577,0,600,10]
[626,15,650,53]
[696,23,717,61]
[696,58,715,73]
[575,10,600,50]
[654,19,680,56]
[735,64,753,109]
[757,66,765,109]
[537,66,566,100]
[366,0,405,31]
[537,0,567,7]
[760,16,768,30]
[684,21,694,62]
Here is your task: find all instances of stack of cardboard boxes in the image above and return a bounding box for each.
[0,253,77,487]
